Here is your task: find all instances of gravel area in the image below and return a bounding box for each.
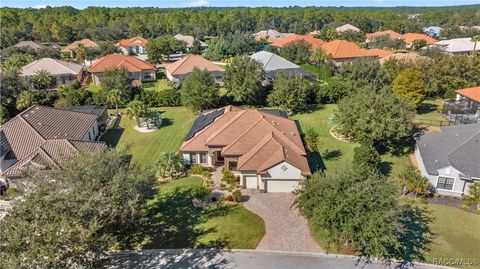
[242,190,323,253]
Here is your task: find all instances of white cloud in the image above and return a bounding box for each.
[188,0,208,7]
[33,4,47,9]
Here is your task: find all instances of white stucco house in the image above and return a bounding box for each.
[415,124,480,197]
[180,106,311,193]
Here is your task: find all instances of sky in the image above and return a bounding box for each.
[1,0,479,9]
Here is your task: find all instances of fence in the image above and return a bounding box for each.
[413,118,453,127]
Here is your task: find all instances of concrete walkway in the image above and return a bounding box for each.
[211,167,223,198]
[242,190,323,253]
[106,249,451,269]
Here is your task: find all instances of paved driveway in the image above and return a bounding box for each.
[242,190,323,253]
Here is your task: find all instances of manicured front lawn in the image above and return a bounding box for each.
[425,204,480,268]
[291,104,410,178]
[101,107,196,165]
[140,177,265,249]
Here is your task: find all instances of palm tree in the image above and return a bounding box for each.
[472,35,480,59]
[156,152,186,179]
[309,47,329,65]
[32,69,53,90]
[107,89,122,115]
[16,91,36,110]
[463,182,480,211]
[75,44,87,63]
[126,99,149,127]
[400,166,431,197]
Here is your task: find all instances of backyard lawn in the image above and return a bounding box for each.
[138,176,265,249]
[101,107,196,165]
[142,79,172,92]
[415,98,445,122]
[291,104,410,178]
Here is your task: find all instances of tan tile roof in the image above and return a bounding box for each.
[379,52,429,64]
[0,105,105,177]
[270,34,325,49]
[402,33,437,45]
[180,106,310,176]
[336,24,361,33]
[61,38,99,52]
[115,36,148,48]
[20,58,83,76]
[366,30,403,40]
[89,54,155,73]
[165,55,224,76]
[13,41,45,50]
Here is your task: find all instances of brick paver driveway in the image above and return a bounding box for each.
[242,190,323,253]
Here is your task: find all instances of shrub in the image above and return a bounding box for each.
[352,142,381,171]
[232,190,242,203]
[189,164,208,175]
[157,88,181,106]
[222,168,237,186]
[191,186,211,200]
[304,127,319,153]
[399,166,431,197]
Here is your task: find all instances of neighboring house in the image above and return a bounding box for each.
[309,30,322,36]
[13,41,45,51]
[250,51,315,83]
[429,38,480,55]
[115,36,148,56]
[459,25,480,31]
[0,105,105,190]
[423,26,443,37]
[164,55,224,84]
[402,33,437,49]
[365,30,403,42]
[88,54,156,86]
[335,24,361,33]
[253,29,293,43]
[20,58,83,87]
[379,52,429,65]
[442,86,480,125]
[61,38,99,58]
[180,106,311,193]
[320,40,393,66]
[270,34,325,49]
[415,124,480,197]
[174,34,208,51]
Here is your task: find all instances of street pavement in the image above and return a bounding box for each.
[105,249,452,269]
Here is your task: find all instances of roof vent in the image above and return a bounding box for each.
[272,121,277,126]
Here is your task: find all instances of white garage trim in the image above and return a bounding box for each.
[266,179,302,193]
[244,175,258,189]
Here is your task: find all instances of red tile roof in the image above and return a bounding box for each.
[89,54,155,73]
[115,36,148,48]
[402,33,437,45]
[366,30,403,40]
[165,55,224,76]
[180,106,310,176]
[270,34,325,49]
[455,86,480,103]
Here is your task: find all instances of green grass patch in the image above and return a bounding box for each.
[139,177,264,249]
[291,104,409,178]
[415,98,444,122]
[143,79,172,92]
[425,204,480,268]
[84,84,101,93]
[100,107,196,165]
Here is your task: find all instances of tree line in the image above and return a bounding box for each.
[1,5,479,48]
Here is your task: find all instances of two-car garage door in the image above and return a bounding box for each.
[266,180,300,193]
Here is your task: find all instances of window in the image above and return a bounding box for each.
[436,176,454,190]
[143,72,153,79]
[228,161,237,171]
[200,153,207,164]
[190,153,198,164]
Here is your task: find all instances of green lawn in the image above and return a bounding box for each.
[142,79,172,92]
[101,107,196,165]
[84,84,101,93]
[415,98,444,122]
[291,104,410,178]
[425,204,480,269]
[309,203,480,268]
[139,176,265,249]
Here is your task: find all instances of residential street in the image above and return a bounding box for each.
[242,190,323,252]
[105,249,452,269]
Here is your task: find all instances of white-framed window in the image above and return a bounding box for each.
[143,72,153,79]
[190,153,198,164]
[199,153,207,164]
[436,176,455,191]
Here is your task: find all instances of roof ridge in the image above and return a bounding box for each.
[169,55,192,75]
[263,52,275,69]
[221,117,264,154]
[270,128,305,155]
[18,111,47,141]
[37,145,60,167]
[237,132,275,170]
[446,132,480,176]
[206,110,248,144]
